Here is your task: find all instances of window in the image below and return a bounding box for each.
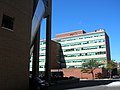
[39,65,44,68]
[39,59,45,62]
[64,48,74,52]
[1,14,14,30]
[40,53,45,56]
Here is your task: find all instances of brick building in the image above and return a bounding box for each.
[55,29,111,68]
[63,68,108,79]
[0,0,33,89]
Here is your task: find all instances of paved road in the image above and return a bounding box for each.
[48,80,120,90]
[66,81,120,90]
[66,85,120,90]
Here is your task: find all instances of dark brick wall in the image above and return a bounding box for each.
[51,40,66,69]
[0,0,33,90]
[105,33,111,62]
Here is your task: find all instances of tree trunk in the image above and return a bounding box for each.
[91,71,94,80]
[109,70,112,79]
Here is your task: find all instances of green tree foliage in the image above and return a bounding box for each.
[107,60,117,78]
[117,69,120,75]
[81,59,103,79]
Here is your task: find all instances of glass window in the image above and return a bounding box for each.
[1,14,14,30]
[64,51,106,57]
[39,65,44,68]
[40,53,45,56]
[39,59,45,62]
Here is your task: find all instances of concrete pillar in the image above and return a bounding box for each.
[32,26,40,79]
[45,0,52,83]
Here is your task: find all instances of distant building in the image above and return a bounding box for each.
[117,62,120,69]
[30,40,66,72]
[55,29,111,68]
[63,68,108,79]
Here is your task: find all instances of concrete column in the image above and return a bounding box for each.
[32,26,40,79]
[45,0,52,83]
[33,0,39,15]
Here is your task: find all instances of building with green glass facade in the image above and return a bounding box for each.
[55,29,111,68]
[30,40,66,72]
[30,29,110,71]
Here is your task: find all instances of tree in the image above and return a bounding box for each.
[81,59,103,79]
[117,68,120,75]
[107,60,117,78]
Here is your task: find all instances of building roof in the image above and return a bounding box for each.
[55,29,105,39]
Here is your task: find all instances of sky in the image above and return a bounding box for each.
[40,0,120,62]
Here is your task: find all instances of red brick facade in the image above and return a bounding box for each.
[63,68,108,79]
[56,30,86,38]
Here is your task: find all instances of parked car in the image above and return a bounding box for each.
[112,75,120,79]
[34,77,49,90]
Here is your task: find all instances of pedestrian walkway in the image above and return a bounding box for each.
[106,81,120,87]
